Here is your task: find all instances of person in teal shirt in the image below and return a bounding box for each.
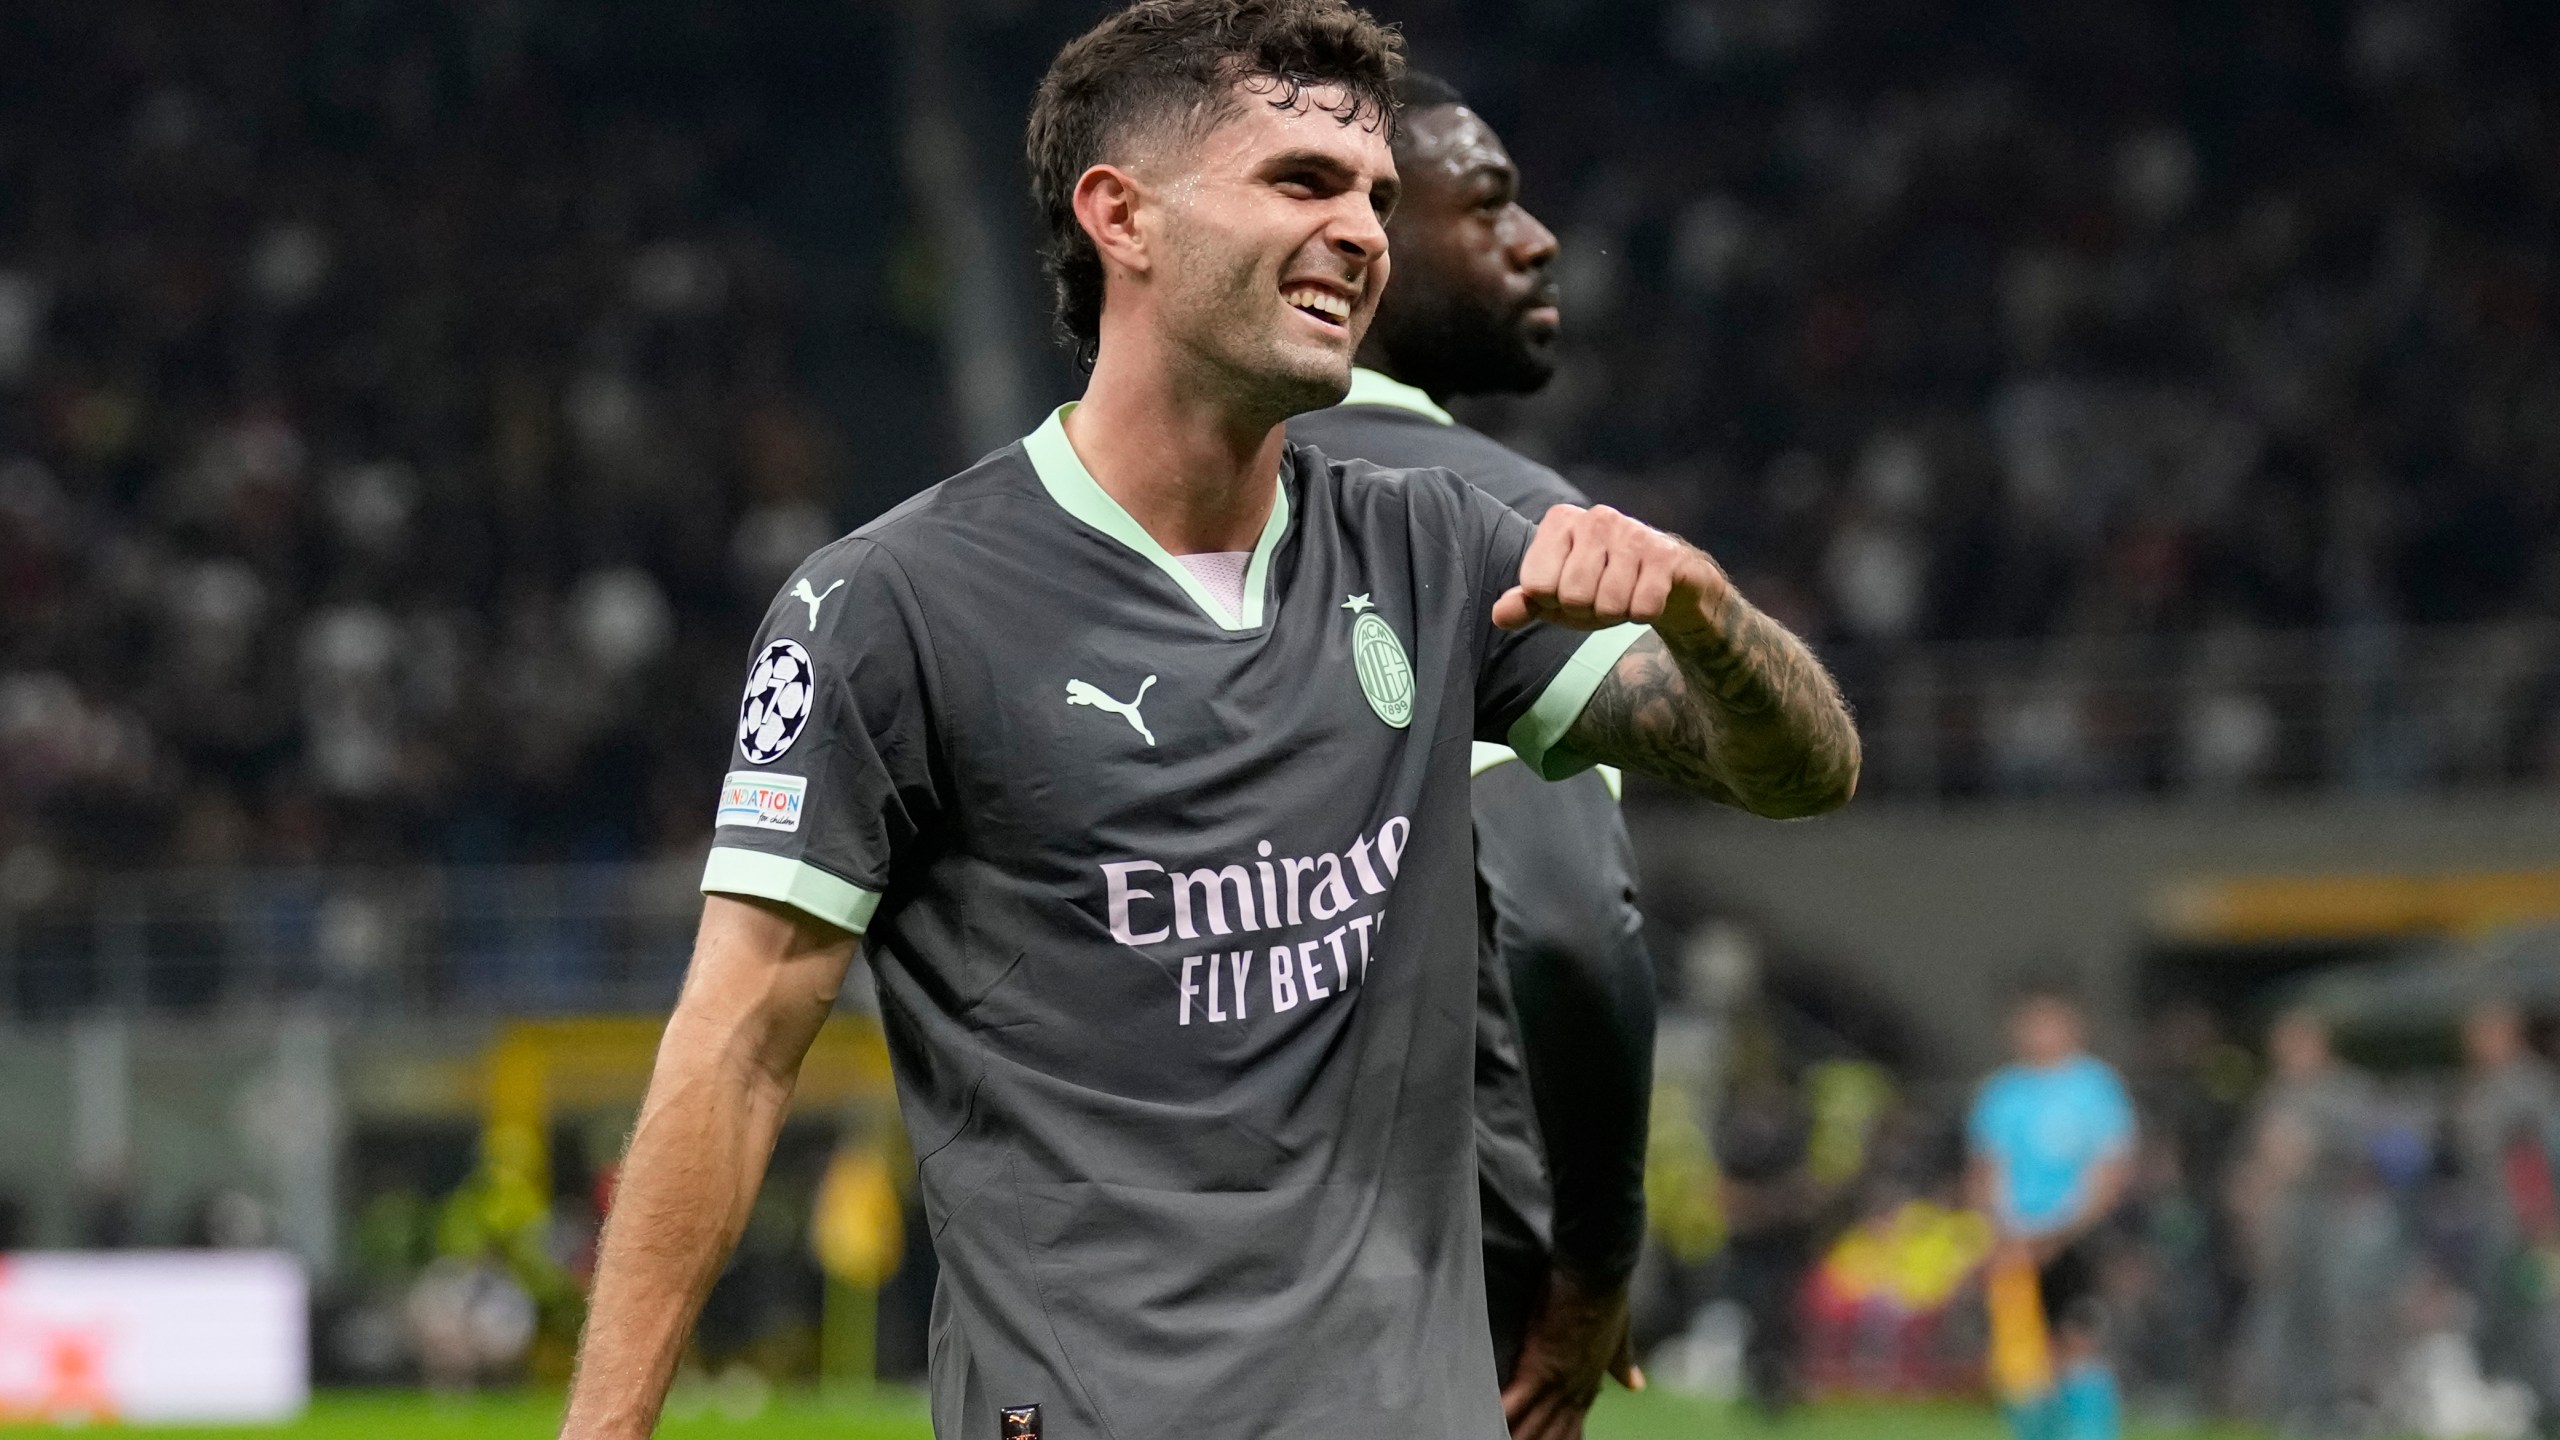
[1968,982,2137,1440]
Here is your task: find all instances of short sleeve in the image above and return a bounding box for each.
[1466,493,1648,780]
[700,540,940,934]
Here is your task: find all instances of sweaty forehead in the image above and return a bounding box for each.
[1172,80,1395,178]
[1393,105,1511,187]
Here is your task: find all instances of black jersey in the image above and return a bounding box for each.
[1292,371,1658,1362]
[703,404,1644,1439]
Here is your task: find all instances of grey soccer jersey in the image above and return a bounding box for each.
[702,405,1642,1440]
[1292,371,1658,1368]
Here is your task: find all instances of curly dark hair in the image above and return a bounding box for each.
[1026,0,1406,370]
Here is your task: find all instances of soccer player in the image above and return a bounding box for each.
[560,1,1859,1436]
[1967,983,2135,1440]
[1289,71,1654,1440]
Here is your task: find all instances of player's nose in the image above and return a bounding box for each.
[1508,205,1559,271]
[1328,194,1388,267]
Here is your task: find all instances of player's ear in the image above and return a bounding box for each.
[1073,163,1152,279]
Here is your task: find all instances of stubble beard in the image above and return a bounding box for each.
[1375,275,1556,399]
[1163,228,1353,429]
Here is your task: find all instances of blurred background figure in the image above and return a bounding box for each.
[807,1096,909,1398]
[2112,1004,2252,1418]
[2225,1008,2394,1435]
[1709,1043,1819,1415]
[1968,983,2135,1440]
[2453,1001,2560,1427]
[404,1253,537,1394]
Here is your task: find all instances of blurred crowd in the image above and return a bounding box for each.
[1415,0,2560,653]
[1643,992,2560,1438]
[1359,0,2560,796]
[0,0,927,877]
[6,0,2560,875]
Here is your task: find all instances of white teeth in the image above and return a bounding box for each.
[1282,285,1352,320]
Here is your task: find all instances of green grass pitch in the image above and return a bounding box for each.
[25,1387,2267,1438]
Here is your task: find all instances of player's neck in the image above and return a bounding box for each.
[1068,344,1286,556]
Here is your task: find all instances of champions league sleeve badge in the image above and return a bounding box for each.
[736,638,817,763]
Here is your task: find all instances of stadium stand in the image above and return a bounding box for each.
[0,0,935,880]
[5,0,2560,902]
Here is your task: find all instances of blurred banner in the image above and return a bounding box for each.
[0,1250,307,1423]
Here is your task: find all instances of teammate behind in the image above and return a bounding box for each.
[561,2,1858,1435]
[1967,983,2136,1440]
[1289,71,1654,1440]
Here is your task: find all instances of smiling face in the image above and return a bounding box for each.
[1362,104,1560,399]
[1131,81,1398,418]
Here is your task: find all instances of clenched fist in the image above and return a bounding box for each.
[1491,503,1731,637]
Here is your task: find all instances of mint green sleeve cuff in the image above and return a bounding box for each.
[1470,740,1622,800]
[1504,624,1648,781]
[701,847,881,934]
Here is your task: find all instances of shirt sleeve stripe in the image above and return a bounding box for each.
[1470,740,1623,800]
[701,847,881,934]
[1506,624,1648,781]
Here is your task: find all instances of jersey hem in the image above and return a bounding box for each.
[1506,625,1647,780]
[701,847,880,933]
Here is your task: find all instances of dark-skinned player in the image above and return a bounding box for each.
[1291,70,1657,1440]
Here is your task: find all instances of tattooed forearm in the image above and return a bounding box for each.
[1498,501,1857,814]
[1564,593,1860,818]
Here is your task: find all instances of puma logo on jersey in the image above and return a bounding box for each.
[1065,675,1157,746]
[791,577,845,626]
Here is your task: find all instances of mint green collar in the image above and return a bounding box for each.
[1341,367,1455,424]
[1021,405,1290,631]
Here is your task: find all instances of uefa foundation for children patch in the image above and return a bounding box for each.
[715,771,806,831]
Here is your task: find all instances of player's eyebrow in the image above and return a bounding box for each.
[1259,146,1398,209]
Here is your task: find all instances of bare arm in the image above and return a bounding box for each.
[2026,1150,2134,1263]
[1964,1154,2000,1217]
[1492,505,1858,818]
[559,895,859,1440]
